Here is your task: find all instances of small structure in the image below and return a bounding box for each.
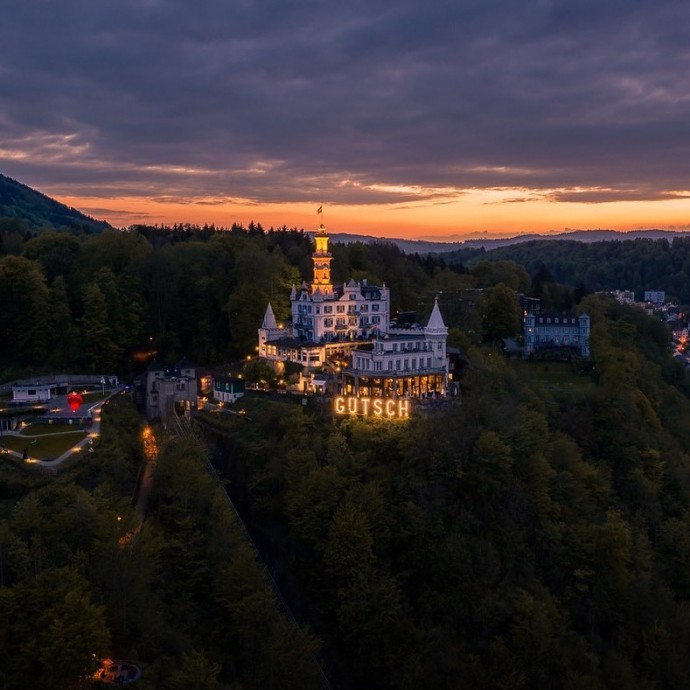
[145,357,197,422]
[644,290,666,305]
[12,381,58,403]
[212,376,245,404]
[523,312,590,358]
[611,290,636,304]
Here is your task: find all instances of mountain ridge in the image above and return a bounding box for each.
[324,228,690,254]
[0,173,111,233]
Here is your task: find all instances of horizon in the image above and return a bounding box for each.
[2,2,690,239]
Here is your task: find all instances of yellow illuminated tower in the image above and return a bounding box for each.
[312,223,333,294]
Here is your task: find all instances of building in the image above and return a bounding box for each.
[291,226,390,343]
[644,290,666,304]
[342,299,449,397]
[258,224,450,398]
[523,313,590,358]
[145,357,197,421]
[212,377,245,404]
[257,223,393,377]
[611,290,636,304]
[12,381,58,403]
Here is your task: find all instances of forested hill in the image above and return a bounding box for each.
[445,236,690,303]
[0,173,111,233]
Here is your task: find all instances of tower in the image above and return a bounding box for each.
[311,224,333,294]
[424,297,449,368]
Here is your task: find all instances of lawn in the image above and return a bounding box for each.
[2,431,87,460]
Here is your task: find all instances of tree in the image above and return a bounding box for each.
[79,283,121,372]
[48,275,77,368]
[0,255,49,363]
[482,283,520,343]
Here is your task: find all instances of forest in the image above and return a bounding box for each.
[0,219,480,380]
[444,236,690,304]
[5,218,690,688]
[0,395,321,689]
[199,294,690,689]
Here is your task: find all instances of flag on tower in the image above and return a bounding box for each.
[317,205,322,215]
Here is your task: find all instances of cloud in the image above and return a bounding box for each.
[2,0,690,213]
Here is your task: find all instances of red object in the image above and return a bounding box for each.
[67,392,83,412]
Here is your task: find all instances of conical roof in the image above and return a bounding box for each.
[425,298,447,333]
[261,303,278,329]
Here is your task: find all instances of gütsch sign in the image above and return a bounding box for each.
[67,392,83,412]
[333,396,410,420]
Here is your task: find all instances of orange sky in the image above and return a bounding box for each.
[59,188,690,240]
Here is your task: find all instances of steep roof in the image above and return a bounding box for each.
[425,298,447,333]
[261,302,278,329]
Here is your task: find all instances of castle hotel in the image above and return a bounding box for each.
[258,225,449,397]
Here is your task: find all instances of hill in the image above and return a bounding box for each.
[0,173,111,233]
[327,228,690,254]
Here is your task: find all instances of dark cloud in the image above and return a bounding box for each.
[2,0,690,209]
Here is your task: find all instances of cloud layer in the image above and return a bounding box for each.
[2,0,690,222]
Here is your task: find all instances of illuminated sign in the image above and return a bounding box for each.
[333,396,410,419]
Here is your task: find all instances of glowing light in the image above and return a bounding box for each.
[333,396,410,419]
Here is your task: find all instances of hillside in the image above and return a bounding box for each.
[328,228,690,254]
[0,173,111,233]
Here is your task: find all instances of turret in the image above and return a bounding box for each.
[311,224,333,294]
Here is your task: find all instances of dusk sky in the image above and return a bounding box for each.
[2,0,690,239]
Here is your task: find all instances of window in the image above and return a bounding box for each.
[349,294,356,300]
[324,318,333,327]
[372,304,379,312]
[324,306,333,314]
[396,360,401,370]
[388,360,393,370]
[337,305,345,313]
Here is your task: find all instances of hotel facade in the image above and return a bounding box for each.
[258,225,449,397]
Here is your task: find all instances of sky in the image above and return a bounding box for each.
[2,0,690,239]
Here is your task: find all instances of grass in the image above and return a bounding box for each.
[19,422,89,436]
[1,431,87,460]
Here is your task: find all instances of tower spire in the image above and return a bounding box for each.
[312,213,333,294]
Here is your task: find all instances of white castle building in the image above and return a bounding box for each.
[258,224,449,396]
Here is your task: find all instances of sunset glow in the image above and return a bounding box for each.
[3,2,690,239]
[55,189,690,240]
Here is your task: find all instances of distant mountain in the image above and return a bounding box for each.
[325,228,690,253]
[0,173,111,233]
